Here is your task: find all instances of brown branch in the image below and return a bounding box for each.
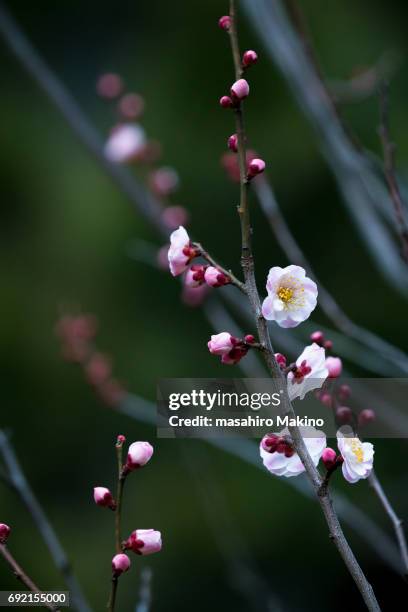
[192,241,247,293]
[0,544,59,611]
[378,83,408,264]
[227,3,380,610]
[369,471,408,579]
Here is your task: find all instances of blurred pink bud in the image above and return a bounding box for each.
[338,384,351,401]
[97,73,123,99]
[161,206,189,230]
[336,406,353,424]
[126,441,154,470]
[112,553,130,576]
[207,332,234,356]
[244,334,255,344]
[218,15,231,30]
[204,266,230,287]
[181,283,210,307]
[220,95,233,108]
[322,447,337,470]
[85,353,111,386]
[319,392,332,408]
[118,93,145,120]
[0,523,11,544]
[358,409,376,426]
[185,265,206,288]
[228,134,238,152]
[248,158,266,178]
[242,50,258,67]
[324,340,333,350]
[124,529,162,556]
[326,357,342,378]
[150,167,179,197]
[93,487,116,510]
[104,124,146,163]
[310,330,324,344]
[274,353,287,368]
[157,244,170,270]
[231,78,250,100]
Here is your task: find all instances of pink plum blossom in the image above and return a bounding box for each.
[218,15,231,30]
[325,356,343,378]
[287,343,328,401]
[207,332,234,356]
[168,226,196,276]
[242,50,258,67]
[126,441,154,470]
[124,529,162,556]
[112,553,130,576]
[104,124,146,163]
[231,78,250,100]
[261,265,318,328]
[337,429,374,484]
[260,427,326,478]
[93,487,115,509]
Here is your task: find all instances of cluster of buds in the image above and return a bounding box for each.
[0,523,11,544]
[310,330,333,352]
[310,331,342,378]
[185,264,231,289]
[56,312,126,407]
[207,332,256,365]
[261,434,295,458]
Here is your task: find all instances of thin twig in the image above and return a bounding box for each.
[192,241,247,293]
[109,442,127,612]
[378,83,408,263]
[228,3,380,610]
[0,544,59,611]
[0,431,91,612]
[369,471,408,579]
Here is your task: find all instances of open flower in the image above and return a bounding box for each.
[124,529,162,556]
[168,226,197,276]
[287,343,328,401]
[262,265,317,328]
[104,124,146,163]
[260,427,326,477]
[337,429,374,484]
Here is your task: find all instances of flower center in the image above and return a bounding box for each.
[351,440,364,463]
[277,286,294,303]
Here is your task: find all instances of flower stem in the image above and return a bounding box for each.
[108,442,127,612]
[192,241,247,293]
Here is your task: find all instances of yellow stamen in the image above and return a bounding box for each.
[351,440,364,463]
[277,287,294,303]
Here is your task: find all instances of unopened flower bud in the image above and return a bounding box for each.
[322,447,337,470]
[319,392,332,408]
[97,73,123,99]
[274,353,287,368]
[326,357,342,378]
[112,553,130,576]
[336,406,353,424]
[124,529,162,556]
[247,158,266,178]
[244,334,255,344]
[220,95,233,108]
[218,15,231,30]
[261,434,278,453]
[242,50,258,67]
[93,487,116,510]
[118,93,144,120]
[208,332,234,356]
[126,441,154,470]
[116,434,126,445]
[358,409,376,426]
[338,384,351,401]
[0,523,11,544]
[228,134,238,152]
[310,330,324,344]
[324,340,333,350]
[185,265,206,288]
[204,266,230,288]
[150,167,179,197]
[230,79,250,101]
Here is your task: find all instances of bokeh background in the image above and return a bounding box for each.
[1,0,408,610]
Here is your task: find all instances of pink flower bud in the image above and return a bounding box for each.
[247,158,266,178]
[150,167,179,196]
[326,357,342,378]
[204,266,230,288]
[338,384,351,401]
[93,487,116,510]
[0,523,11,544]
[310,330,324,344]
[228,134,238,152]
[118,93,145,120]
[161,206,189,230]
[207,332,234,356]
[126,441,154,470]
[185,265,206,288]
[97,73,123,99]
[358,409,376,426]
[322,447,337,470]
[336,406,353,424]
[104,124,146,163]
[319,392,332,408]
[274,353,287,368]
[112,553,130,576]
[124,529,162,556]
[218,15,231,30]
[242,50,258,67]
[230,79,250,100]
[324,340,333,350]
[261,434,278,453]
[220,95,233,108]
[244,334,255,344]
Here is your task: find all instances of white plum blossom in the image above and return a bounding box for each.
[262,265,317,328]
[168,226,195,276]
[287,343,328,401]
[260,426,326,478]
[337,429,374,484]
[104,124,146,163]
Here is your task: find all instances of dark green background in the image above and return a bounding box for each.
[1,1,407,610]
